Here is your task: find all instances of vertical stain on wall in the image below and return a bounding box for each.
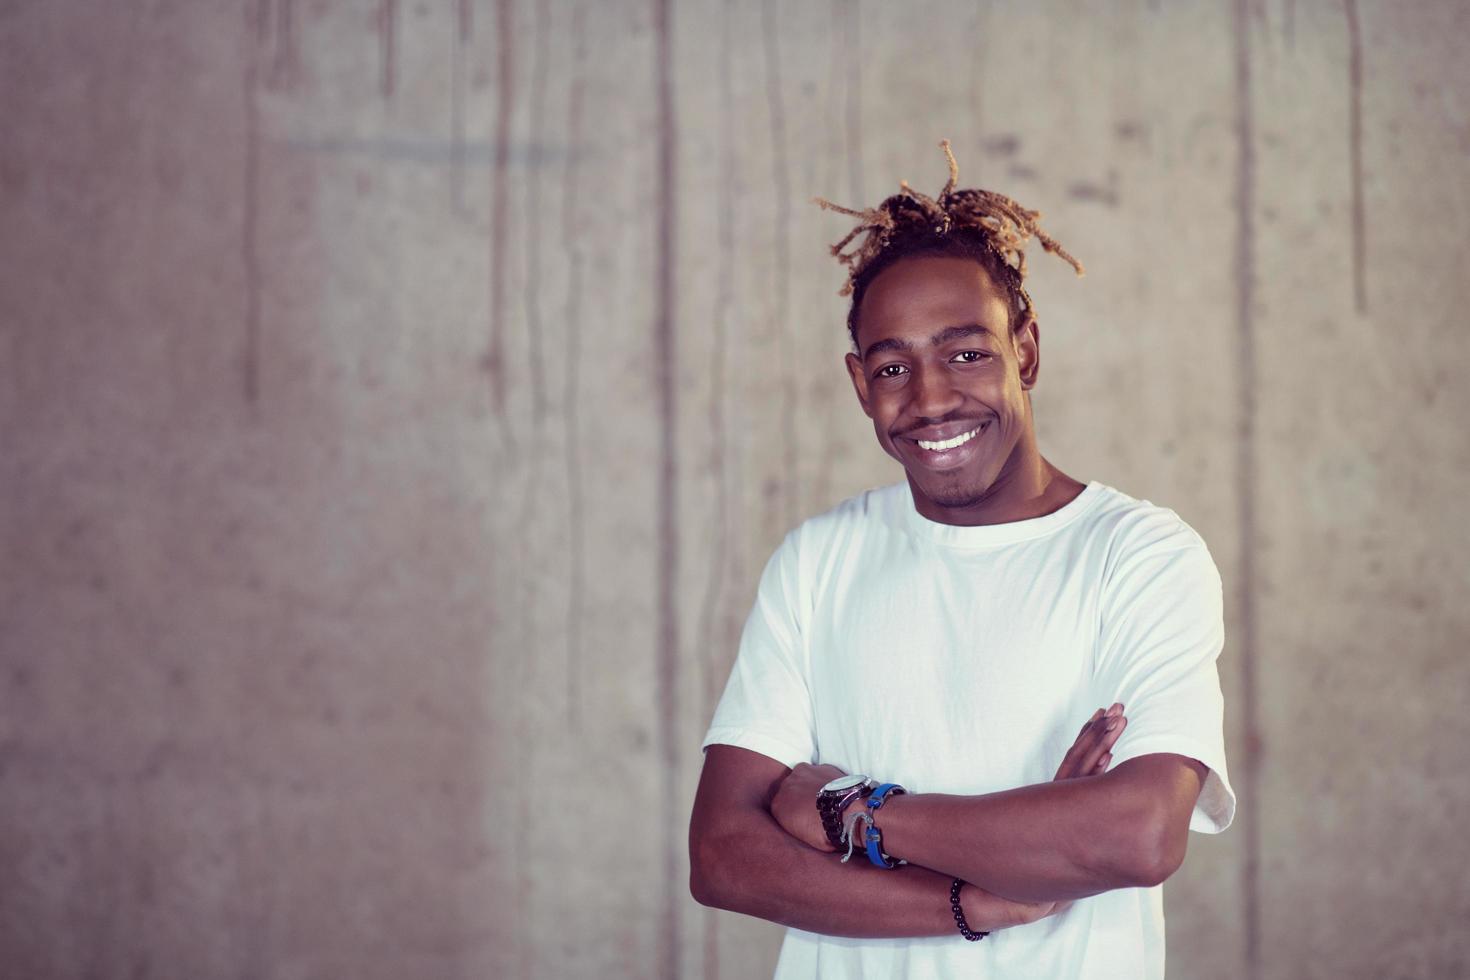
[697,0,735,735]
[379,0,398,99]
[256,0,272,43]
[511,1,553,900]
[562,5,587,731]
[698,10,737,973]
[486,0,515,432]
[1344,0,1366,314]
[242,1,263,408]
[511,549,531,980]
[506,16,553,950]
[523,0,550,426]
[843,1,865,205]
[654,1,680,977]
[1232,2,1262,977]
[450,0,472,214]
[811,0,862,512]
[760,0,796,529]
[269,0,297,90]
[967,3,986,156]
[1285,0,1296,49]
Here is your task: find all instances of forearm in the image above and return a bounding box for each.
[690,806,1036,939]
[877,757,1200,903]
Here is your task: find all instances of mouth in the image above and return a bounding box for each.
[903,421,990,470]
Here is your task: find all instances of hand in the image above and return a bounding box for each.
[958,882,1074,932]
[1052,703,1127,781]
[770,762,849,852]
[962,707,1122,931]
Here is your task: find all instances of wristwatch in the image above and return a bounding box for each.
[816,774,875,849]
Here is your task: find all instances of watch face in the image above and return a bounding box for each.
[820,774,869,794]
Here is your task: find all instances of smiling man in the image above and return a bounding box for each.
[689,142,1234,979]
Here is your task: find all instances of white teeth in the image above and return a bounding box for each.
[917,423,985,452]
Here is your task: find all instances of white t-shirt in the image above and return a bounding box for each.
[701,479,1235,980]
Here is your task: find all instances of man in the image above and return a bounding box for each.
[688,141,1234,979]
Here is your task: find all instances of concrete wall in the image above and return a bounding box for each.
[2,1,1466,977]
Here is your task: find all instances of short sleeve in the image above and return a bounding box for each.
[1094,525,1236,834]
[700,528,817,770]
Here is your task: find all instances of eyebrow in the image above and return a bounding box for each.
[861,323,998,361]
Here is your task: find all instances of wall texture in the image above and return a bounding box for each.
[2,1,1467,978]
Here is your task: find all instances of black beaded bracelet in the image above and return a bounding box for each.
[949,878,989,942]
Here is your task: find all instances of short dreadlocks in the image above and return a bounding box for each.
[814,139,1085,351]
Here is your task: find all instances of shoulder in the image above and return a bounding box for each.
[1081,483,1221,590]
[1084,483,1214,557]
[764,482,906,582]
[777,481,905,548]
[1086,487,1227,666]
[1076,481,1223,620]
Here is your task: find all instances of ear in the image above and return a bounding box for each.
[845,351,874,418]
[1013,315,1041,390]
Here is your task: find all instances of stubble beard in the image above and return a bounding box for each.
[913,468,996,512]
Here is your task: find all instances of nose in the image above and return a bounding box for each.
[909,363,963,421]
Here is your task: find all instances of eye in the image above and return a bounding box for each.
[874,363,908,380]
[952,350,993,365]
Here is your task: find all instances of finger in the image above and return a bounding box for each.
[1058,708,1130,780]
[1057,708,1114,779]
[1076,707,1104,738]
[1053,741,1084,781]
[1055,719,1097,779]
[1064,708,1107,768]
[1073,714,1126,776]
[1072,718,1125,778]
[1095,714,1127,754]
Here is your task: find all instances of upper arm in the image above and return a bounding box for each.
[1095,522,1236,835]
[700,529,817,770]
[691,744,790,833]
[692,530,817,903]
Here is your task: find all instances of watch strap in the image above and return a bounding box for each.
[816,777,873,850]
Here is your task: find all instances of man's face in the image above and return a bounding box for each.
[844,254,1039,521]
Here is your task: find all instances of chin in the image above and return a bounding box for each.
[913,473,995,511]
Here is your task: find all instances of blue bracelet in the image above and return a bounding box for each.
[866,783,906,810]
[863,782,907,869]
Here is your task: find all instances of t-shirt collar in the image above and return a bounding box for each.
[894,480,1106,548]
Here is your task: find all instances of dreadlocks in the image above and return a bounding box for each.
[814,139,1085,349]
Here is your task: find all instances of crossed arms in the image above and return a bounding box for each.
[687,705,1208,939]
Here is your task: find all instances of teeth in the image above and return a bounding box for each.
[917,423,985,452]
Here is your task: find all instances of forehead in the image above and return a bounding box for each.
[854,255,1010,352]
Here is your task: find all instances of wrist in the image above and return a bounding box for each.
[851,782,906,869]
[868,788,912,859]
[816,774,875,850]
[948,878,991,941]
[945,877,1002,933]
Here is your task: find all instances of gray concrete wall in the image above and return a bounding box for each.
[2,1,1466,978]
